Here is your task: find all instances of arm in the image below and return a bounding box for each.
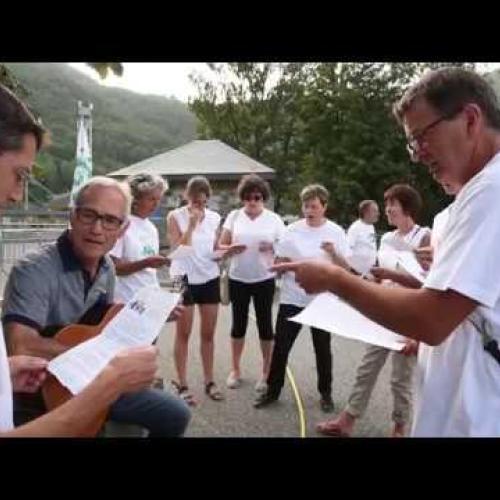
[5,322,68,360]
[215,227,246,257]
[217,227,232,250]
[321,241,351,271]
[167,210,198,247]
[271,260,477,346]
[370,267,422,289]
[110,255,169,276]
[3,346,157,438]
[4,366,123,437]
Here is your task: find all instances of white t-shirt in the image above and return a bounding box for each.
[0,323,14,432]
[169,206,221,285]
[346,219,377,275]
[413,203,452,434]
[110,215,161,303]
[430,205,452,249]
[276,219,350,308]
[223,208,285,283]
[378,224,430,272]
[413,151,500,437]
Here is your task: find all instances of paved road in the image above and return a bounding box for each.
[157,298,413,438]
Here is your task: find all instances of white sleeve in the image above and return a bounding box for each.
[346,224,358,249]
[273,214,286,242]
[424,179,500,308]
[336,228,351,259]
[416,226,431,246]
[110,234,125,259]
[222,210,237,232]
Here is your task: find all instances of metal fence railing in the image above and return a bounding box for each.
[0,226,67,297]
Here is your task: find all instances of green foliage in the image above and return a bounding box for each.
[189,62,477,228]
[3,63,196,194]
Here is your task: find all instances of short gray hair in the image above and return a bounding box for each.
[73,176,132,216]
[127,173,168,200]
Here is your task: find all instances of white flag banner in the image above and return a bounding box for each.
[69,119,92,206]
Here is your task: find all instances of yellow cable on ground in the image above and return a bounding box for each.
[249,312,307,438]
[286,366,307,438]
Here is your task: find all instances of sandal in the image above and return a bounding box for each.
[205,381,225,401]
[316,419,351,437]
[171,380,197,407]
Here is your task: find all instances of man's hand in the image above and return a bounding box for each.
[144,255,170,269]
[400,339,419,356]
[167,304,186,322]
[9,355,48,393]
[414,246,434,272]
[270,260,337,294]
[105,346,158,394]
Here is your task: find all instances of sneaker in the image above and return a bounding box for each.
[253,391,279,409]
[255,379,268,394]
[320,395,335,413]
[226,372,242,389]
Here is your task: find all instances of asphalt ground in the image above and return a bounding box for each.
[157,295,412,438]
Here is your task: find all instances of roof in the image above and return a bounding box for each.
[106,140,275,180]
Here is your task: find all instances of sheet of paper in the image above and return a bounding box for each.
[275,238,303,260]
[396,251,426,283]
[168,245,194,260]
[290,292,406,351]
[48,285,180,395]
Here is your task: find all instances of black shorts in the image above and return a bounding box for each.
[182,276,221,306]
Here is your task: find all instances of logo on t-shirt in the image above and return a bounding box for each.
[143,245,156,257]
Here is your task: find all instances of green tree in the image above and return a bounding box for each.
[189,63,312,211]
[189,62,475,226]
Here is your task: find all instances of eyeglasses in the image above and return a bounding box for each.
[406,108,463,157]
[74,207,125,231]
[244,194,263,202]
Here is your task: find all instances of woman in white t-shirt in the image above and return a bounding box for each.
[110,174,169,303]
[218,174,285,393]
[167,176,223,405]
[110,173,169,389]
[254,184,351,412]
[317,183,431,437]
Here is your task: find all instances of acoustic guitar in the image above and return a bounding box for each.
[41,303,124,437]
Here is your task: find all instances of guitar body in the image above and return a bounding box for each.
[42,303,124,437]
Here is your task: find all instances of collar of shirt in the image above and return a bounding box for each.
[56,230,110,298]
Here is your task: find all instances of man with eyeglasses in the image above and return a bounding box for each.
[0,83,191,436]
[272,67,500,437]
[2,175,191,436]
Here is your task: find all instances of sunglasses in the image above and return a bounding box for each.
[244,194,263,202]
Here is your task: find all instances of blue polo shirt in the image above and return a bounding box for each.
[2,230,115,335]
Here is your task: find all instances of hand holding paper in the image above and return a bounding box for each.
[270,259,337,294]
[290,292,406,351]
[48,286,180,395]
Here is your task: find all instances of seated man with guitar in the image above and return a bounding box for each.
[2,175,191,437]
[0,83,183,437]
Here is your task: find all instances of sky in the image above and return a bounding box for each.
[69,63,210,102]
[69,62,500,103]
